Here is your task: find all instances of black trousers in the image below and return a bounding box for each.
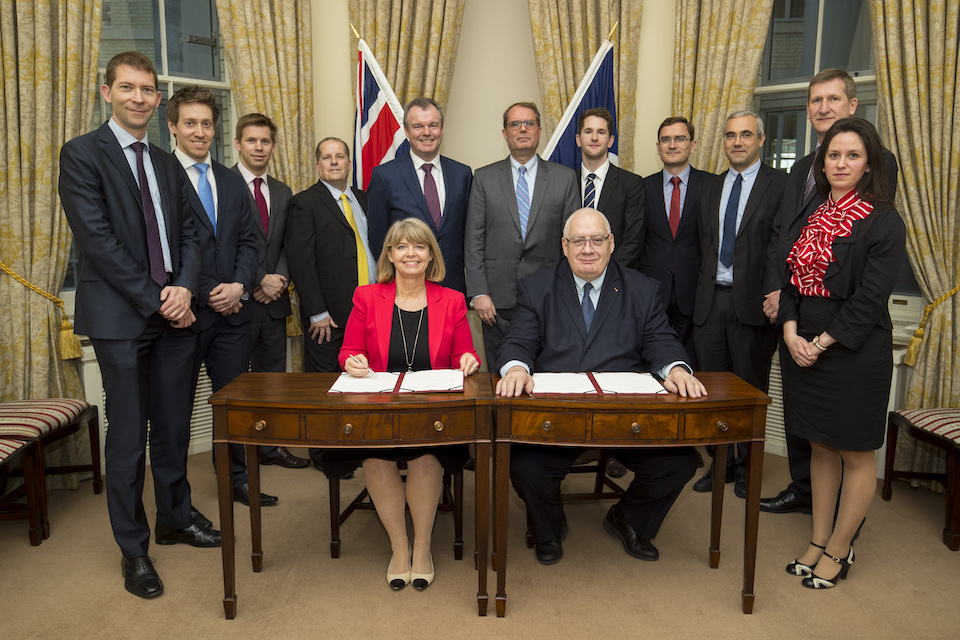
[481,306,514,369]
[301,318,345,467]
[510,445,697,544]
[666,287,697,369]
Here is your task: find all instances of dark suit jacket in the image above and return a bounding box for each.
[577,164,645,267]
[58,122,200,339]
[367,154,472,293]
[764,147,899,295]
[284,182,369,327]
[465,156,580,309]
[694,162,787,327]
[185,159,259,330]
[338,280,479,371]
[637,167,713,315]
[779,201,906,350]
[231,165,293,320]
[496,259,688,374]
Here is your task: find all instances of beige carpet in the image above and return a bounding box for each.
[3,449,958,639]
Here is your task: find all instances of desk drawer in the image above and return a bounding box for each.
[511,410,586,442]
[398,410,475,440]
[683,409,754,440]
[305,413,394,442]
[228,410,300,440]
[592,412,679,441]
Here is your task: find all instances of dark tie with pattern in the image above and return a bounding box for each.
[668,175,682,237]
[584,173,597,208]
[131,142,167,286]
[422,163,442,229]
[581,282,595,332]
[254,177,269,234]
[719,174,742,268]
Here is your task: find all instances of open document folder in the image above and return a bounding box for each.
[327,369,464,394]
[530,372,667,395]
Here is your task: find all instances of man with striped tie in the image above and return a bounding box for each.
[465,102,580,361]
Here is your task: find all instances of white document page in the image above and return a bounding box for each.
[327,371,400,394]
[398,369,464,393]
[530,372,596,394]
[592,371,667,394]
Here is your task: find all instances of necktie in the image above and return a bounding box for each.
[341,193,369,285]
[668,175,682,237]
[719,173,742,268]
[802,144,821,204]
[584,173,597,208]
[581,282,595,332]
[253,177,269,234]
[131,142,167,286]
[422,163,442,229]
[517,166,531,240]
[194,162,216,235]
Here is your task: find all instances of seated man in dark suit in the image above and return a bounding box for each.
[496,208,705,565]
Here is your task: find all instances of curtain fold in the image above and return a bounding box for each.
[348,0,466,108]
[526,0,643,172]
[0,0,100,488]
[673,0,775,173]
[870,0,960,487]
[215,0,315,194]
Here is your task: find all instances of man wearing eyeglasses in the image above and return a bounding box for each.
[465,102,580,362]
[495,208,703,565]
[692,111,787,497]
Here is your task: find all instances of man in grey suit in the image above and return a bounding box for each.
[465,102,580,360]
[231,113,309,469]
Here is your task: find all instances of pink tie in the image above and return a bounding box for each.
[668,176,681,238]
[254,177,269,234]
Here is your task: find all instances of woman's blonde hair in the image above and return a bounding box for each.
[375,218,446,283]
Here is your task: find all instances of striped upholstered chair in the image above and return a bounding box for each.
[0,437,44,545]
[0,399,102,539]
[882,409,960,551]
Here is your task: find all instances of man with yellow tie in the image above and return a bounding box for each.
[285,137,373,376]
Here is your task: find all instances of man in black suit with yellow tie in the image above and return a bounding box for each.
[59,52,203,598]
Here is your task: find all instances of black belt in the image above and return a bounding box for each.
[715,283,733,291]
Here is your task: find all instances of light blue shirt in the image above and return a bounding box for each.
[715,159,761,286]
[108,118,173,273]
[509,154,539,208]
[661,165,693,221]
[173,147,219,223]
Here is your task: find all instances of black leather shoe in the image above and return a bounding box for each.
[155,521,221,547]
[602,505,659,560]
[734,471,747,499]
[534,516,568,565]
[122,555,163,598]
[190,507,212,530]
[233,483,279,507]
[692,465,735,492]
[606,458,628,478]
[759,488,812,514]
[260,446,311,468]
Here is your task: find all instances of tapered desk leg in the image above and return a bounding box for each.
[742,440,764,614]
[495,440,511,617]
[216,441,237,619]
[709,443,728,569]
[247,444,263,572]
[476,440,491,616]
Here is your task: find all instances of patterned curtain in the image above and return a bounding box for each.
[348,0,466,108]
[215,0,315,194]
[0,0,100,488]
[870,0,960,487]
[526,0,643,172]
[673,0,775,173]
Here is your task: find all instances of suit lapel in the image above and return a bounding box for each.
[737,164,771,237]
[709,170,728,245]
[586,264,621,348]
[795,153,819,218]
[497,159,522,235]
[185,170,216,237]
[597,165,618,211]
[677,169,704,234]
[398,154,435,228]
[556,262,588,341]
[374,282,397,370]
[98,125,141,203]
[425,282,445,369]
[526,156,548,230]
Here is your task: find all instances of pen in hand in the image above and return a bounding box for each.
[349,354,377,378]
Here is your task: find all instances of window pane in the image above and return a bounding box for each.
[99,0,162,69]
[762,109,804,172]
[165,0,222,81]
[820,0,873,75]
[761,0,818,84]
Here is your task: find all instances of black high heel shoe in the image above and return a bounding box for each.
[801,546,855,589]
[786,542,826,577]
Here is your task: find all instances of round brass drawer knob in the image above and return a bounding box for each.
[343,423,353,435]
[254,420,266,432]
[434,420,444,432]
[717,420,729,432]
[542,421,552,432]
[631,422,641,433]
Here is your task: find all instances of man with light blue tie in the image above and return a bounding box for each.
[692,111,787,496]
[465,102,580,360]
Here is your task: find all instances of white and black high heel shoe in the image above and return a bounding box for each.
[801,546,855,589]
[786,541,826,577]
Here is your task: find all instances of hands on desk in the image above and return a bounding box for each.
[496,366,533,397]
[459,352,480,376]
[344,353,370,377]
[663,366,707,398]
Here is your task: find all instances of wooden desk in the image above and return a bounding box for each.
[209,372,494,619]
[492,372,770,616]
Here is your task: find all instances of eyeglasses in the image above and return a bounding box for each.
[659,135,689,144]
[506,119,540,131]
[564,234,610,248]
[724,131,757,141]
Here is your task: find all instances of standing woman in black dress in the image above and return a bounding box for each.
[779,117,905,589]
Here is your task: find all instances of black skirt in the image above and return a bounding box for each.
[780,296,892,451]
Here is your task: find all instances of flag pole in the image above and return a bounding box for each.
[607,22,619,40]
[350,23,361,39]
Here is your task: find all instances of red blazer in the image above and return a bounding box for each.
[338,280,480,371]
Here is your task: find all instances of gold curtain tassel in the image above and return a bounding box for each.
[59,314,83,360]
[904,327,924,367]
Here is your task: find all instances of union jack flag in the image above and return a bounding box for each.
[353,38,408,190]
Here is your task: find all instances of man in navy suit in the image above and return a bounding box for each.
[59,52,202,598]
[166,86,276,507]
[496,208,703,565]
[367,97,472,293]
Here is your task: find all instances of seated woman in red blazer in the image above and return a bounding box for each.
[334,217,480,592]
